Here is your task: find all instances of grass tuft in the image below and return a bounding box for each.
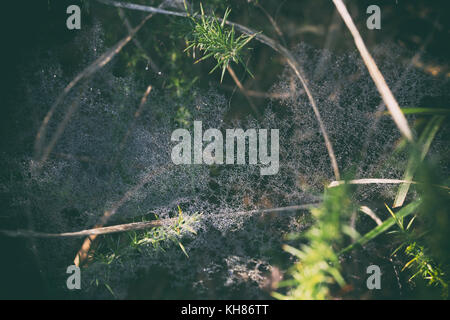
[184,2,257,82]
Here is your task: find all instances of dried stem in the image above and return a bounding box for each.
[34,6,160,168]
[332,0,413,141]
[118,8,162,75]
[114,85,153,164]
[328,178,450,191]
[74,163,173,266]
[226,65,261,118]
[97,0,341,180]
[1,203,317,239]
[359,206,382,226]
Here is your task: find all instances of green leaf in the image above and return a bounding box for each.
[383,108,449,115]
[340,200,421,255]
[178,240,189,258]
[393,116,444,207]
[104,283,116,298]
[385,203,404,230]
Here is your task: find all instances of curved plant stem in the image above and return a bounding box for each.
[393,115,444,207]
[226,65,261,118]
[359,206,382,226]
[73,163,174,266]
[0,220,171,238]
[96,0,341,180]
[33,5,161,168]
[332,0,413,142]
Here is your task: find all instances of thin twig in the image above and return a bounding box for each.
[328,178,450,191]
[221,85,294,99]
[34,7,159,168]
[313,8,342,79]
[38,83,87,166]
[359,205,382,225]
[74,163,173,266]
[329,178,416,188]
[118,8,162,75]
[1,204,317,239]
[96,0,341,180]
[0,220,170,238]
[254,2,286,46]
[226,65,261,118]
[332,0,413,141]
[114,85,153,164]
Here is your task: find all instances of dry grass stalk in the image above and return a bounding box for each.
[332,0,413,141]
[97,0,341,180]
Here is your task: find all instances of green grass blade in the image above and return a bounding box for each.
[178,240,189,258]
[339,200,421,255]
[383,108,450,115]
[393,116,444,207]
